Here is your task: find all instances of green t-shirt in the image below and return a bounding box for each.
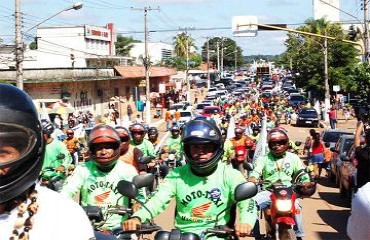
[61,160,139,230]
[165,137,184,157]
[133,163,257,237]
[42,139,72,171]
[249,152,310,190]
[130,138,156,157]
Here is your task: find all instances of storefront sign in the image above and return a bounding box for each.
[85,25,110,41]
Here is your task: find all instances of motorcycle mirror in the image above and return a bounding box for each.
[138,156,155,164]
[294,141,302,147]
[234,182,258,202]
[133,173,155,189]
[243,161,254,171]
[116,180,137,199]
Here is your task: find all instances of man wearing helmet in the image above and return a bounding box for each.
[123,117,257,237]
[61,124,142,236]
[41,120,73,174]
[147,127,160,148]
[248,128,313,239]
[0,84,94,239]
[129,123,156,158]
[115,126,146,173]
[230,127,254,173]
[162,125,184,161]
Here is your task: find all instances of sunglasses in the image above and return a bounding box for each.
[269,140,288,146]
[120,137,130,142]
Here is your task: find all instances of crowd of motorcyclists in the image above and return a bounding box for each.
[0,79,321,240]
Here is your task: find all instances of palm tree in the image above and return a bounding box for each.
[173,32,196,58]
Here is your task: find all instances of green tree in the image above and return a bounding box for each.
[115,35,141,56]
[281,18,360,97]
[173,32,197,58]
[201,37,244,70]
[352,62,370,101]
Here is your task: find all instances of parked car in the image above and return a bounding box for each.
[201,106,222,117]
[296,108,320,127]
[329,134,355,186]
[168,102,192,115]
[338,144,358,204]
[321,129,353,149]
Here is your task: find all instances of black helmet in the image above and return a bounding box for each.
[171,125,180,132]
[41,119,54,136]
[182,118,223,176]
[147,127,158,136]
[0,84,44,203]
[295,182,316,197]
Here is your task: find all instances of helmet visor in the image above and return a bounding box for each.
[0,123,37,166]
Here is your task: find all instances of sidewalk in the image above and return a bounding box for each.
[319,110,357,132]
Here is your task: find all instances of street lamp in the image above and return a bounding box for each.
[15,2,83,90]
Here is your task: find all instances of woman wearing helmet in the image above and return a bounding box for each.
[248,128,314,239]
[61,124,142,235]
[123,117,257,237]
[129,123,156,158]
[0,84,94,239]
[115,126,146,173]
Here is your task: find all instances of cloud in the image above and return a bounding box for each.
[132,0,210,4]
[266,0,294,6]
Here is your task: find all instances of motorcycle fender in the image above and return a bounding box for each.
[276,217,295,226]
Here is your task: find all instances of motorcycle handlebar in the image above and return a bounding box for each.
[107,206,133,215]
[120,222,162,235]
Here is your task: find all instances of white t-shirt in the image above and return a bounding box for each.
[0,185,94,240]
[347,182,370,239]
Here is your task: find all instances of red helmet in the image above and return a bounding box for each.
[88,125,121,169]
[115,126,130,155]
[267,128,289,157]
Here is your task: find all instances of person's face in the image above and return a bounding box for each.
[171,130,180,138]
[189,143,215,162]
[95,143,115,161]
[148,134,157,142]
[268,140,288,154]
[0,145,20,176]
[132,131,145,142]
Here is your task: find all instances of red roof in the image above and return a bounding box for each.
[114,66,176,79]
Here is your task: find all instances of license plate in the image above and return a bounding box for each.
[305,121,312,124]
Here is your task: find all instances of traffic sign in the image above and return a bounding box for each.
[232,16,258,37]
[333,85,340,92]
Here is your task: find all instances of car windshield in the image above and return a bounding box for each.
[204,108,219,114]
[180,112,192,117]
[196,104,208,109]
[343,139,354,153]
[300,109,317,115]
[323,132,351,143]
[169,105,183,110]
[291,95,305,101]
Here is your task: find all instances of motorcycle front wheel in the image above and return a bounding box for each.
[277,223,296,240]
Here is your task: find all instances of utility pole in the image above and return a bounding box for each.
[206,37,211,89]
[324,35,330,122]
[364,0,370,62]
[220,38,224,77]
[217,41,220,77]
[234,47,237,70]
[132,6,159,125]
[15,0,23,90]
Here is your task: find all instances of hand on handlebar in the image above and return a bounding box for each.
[55,165,66,173]
[234,223,253,237]
[248,177,257,183]
[122,217,141,231]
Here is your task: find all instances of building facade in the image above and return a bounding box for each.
[130,42,173,65]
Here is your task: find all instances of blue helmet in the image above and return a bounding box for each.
[182,117,223,175]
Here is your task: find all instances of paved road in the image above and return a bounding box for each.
[148,112,357,240]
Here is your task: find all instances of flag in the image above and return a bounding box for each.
[252,115,267,164]
[40,102,51,122]
[226,116,235,139]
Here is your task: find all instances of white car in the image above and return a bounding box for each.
[177,110,197,126]
[169,102,192,115]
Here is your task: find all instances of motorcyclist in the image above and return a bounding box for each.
[230,127,254,172]
[115,126,147,174]
[163,125,184,159]
[61,124,143,238]
[248,128,314,239]
[220,127,235,165]
[0,84,94,239]
[129,123,156,157]
[41,120,73,173]
[147,127,160,148]
[122,117,257,237]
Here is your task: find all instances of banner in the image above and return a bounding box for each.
[252,115,267,164]
[226,116,235,139]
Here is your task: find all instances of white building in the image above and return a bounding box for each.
[130,42,173,65]
[23,23,127,68]
[313,0,340,22]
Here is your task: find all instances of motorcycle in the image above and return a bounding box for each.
[154,182,258,240]
[83,174,161,239]
[39,153,71,192]
[258,169,316,240]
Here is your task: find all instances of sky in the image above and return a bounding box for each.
[0,0,363,56]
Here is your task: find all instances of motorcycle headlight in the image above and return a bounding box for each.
[168,154,175,160]
[275,199,293,212]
